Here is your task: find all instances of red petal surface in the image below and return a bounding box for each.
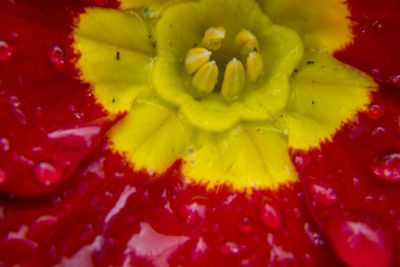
[295,1,400,266]
[0,0,121,196]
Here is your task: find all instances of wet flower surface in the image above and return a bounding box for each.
[0,0,400,266]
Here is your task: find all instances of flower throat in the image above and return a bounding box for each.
[184,27,264,102]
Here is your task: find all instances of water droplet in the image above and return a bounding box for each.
[260,201,281,232]
[370,152,400,182]
[304,222,325,247]
[353,177,360,187]
[378,194,387,201]
[192,237,208,260]
[372,127,386,136]
[371,68,381,76]
[47,126,101,150]
[0,169,7,185]
[219,242,240,255]
[8,95,20,108]
[35,106,43,117]
[34,162,62,186]
[6,225,38,249]
[389,73,400,85]
[269,244,297,266]
[11,152,34,166]
[241,258,252,267]
[12,108,26,125]
[326,214,393,267]
[0,138,10,152]
[83,157,105,179]
[293,208,301,219]
[9,31,18,39]
[309,180,338,207]
[31,215,58,231]
[125,223,189,266]
[292,151,310,169]
[179,200,207,225]
[48,45,65,68]
[0,40,13,61]
[367,103,385,120]
[239,217,252,233]
[364,195,374,204]
[347,124,363,138]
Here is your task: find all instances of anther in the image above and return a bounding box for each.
[185,47,212,74]
[192,60,219,94]
[246,52,263,83]
[221,58,246,101]
[201,27,226,51]
[234,29,259,55]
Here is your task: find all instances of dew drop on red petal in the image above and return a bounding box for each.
[8,95,21,108]
[372,127,386,136]
[326,214,392,267]
[292,151,310,169]
[260,201,281,232]
[309,180,338,208]
[0,40,13,61]
[353,177,360,187]
[34,162,62,186]
[304,222,325,247]
[179,200,207,225]
[0,169,7,185]
[35,106,43,117]
[293,208,302,219]
[239,217,253,233]
[0,137,10,152]
[48,45,65,68]
[47,126,101,150]
[12,108,26,125]
[364,195,374,204]
[389,73,400,85]
[31,215,58,232]
[219,242,240,255]
[369,152,400,182]
[192,237,208,260]
[367,103,385,120]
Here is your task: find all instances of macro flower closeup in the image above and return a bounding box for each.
[0,0,400,266]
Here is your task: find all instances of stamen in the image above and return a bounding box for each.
[201,27,226,51]
[192,60,219,94]
[221,58,246,101]
[185,47,212,74]
[234,29,259,55]
[246,52,263,83]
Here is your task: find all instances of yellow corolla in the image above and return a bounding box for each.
[73,0,375,191]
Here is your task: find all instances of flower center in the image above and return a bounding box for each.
[185,27,264,101]
[73,0,374,191]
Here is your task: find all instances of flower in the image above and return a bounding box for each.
[0,0,399,266]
